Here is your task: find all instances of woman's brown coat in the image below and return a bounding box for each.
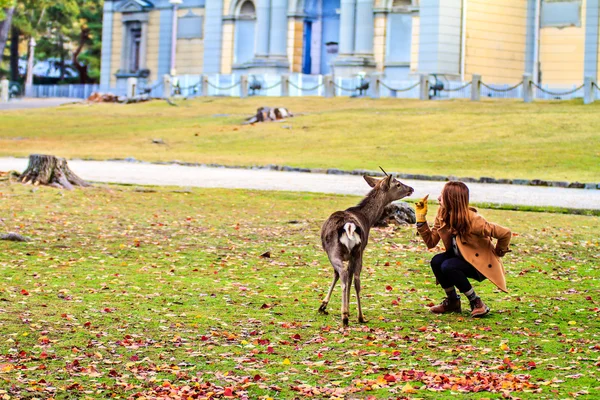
[417,208,512,292]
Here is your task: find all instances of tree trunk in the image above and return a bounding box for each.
[25,37,35,94]
[73,27,90,84]
[59,33,65,81]
[18,154,91,190]
[10,26,19,81]
[0,6,15,63]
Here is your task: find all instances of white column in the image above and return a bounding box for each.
[255,0,272,57]
[354,0,373,56]
[339,0,356,56]
[269,0,287,57]
[140,21,148,70]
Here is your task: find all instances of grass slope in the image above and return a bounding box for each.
[0,183,598,399]
[1,98,599,182]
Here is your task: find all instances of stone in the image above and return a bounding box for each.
[430,175,447,181]
[512,179,530,185]
[327,168,345,175]
[584,183,597,190]
[568,182,585,189]
[529,179,549,186]
[375,201,416,227]
[458,177,478,183]
[550,181,569,188]
[496,179,512,185]
[479,177,498,184]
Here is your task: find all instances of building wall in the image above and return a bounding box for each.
[410,14,419,73]
[374,14,386,72]
[464,0,527,83]
[418,0,462,76]
[146,10,161,82]
[539,0,586,86]
[175,8,205,75]
[287,19,303,72]
[221,21,235,73]
[110,13,123,87]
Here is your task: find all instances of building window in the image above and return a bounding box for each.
[234,0,256,65]
[541,0,581,28]
[130,26,142,72]
[178,10,204,39]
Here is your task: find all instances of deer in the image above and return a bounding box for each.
[319,170,414,326]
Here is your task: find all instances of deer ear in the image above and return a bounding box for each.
[381,174,393,190]
[363,175,380,187]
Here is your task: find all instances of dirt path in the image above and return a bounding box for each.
[1,157,598,210]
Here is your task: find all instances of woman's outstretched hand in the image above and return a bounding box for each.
[415,194,429,223]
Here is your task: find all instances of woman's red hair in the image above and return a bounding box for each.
[440,181,471,237]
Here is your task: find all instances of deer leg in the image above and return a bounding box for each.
[318,269,339,315]
[350,254,366,323]
[340,270,351,327]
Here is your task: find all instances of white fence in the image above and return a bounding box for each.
[23,73,592,103]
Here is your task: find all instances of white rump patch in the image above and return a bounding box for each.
[340,222,361,250]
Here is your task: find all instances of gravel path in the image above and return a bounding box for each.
[0,98,81,110]
[1,157,598,210]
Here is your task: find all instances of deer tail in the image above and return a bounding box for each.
[340,222,361,251]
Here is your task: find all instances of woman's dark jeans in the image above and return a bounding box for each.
[430,251,485,293]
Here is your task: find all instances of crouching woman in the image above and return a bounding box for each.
[414,182,512,317]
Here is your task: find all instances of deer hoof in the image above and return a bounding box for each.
[318,303,328,314]
[342,317,349,327]
[358,317,368,324]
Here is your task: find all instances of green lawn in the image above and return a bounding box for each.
[1,98,599,182]
[0,183,598,399]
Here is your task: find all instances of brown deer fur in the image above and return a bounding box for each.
[319,174,414,326]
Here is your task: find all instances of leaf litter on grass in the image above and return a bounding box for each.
[0,183,598,399]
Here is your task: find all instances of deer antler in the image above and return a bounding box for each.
[379,166,389,177]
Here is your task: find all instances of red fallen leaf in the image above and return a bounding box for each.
[267,346,274,354]
[83,322,91,328]
[200,335,209,341]
[384,262,390,266]
[223,387,234,397]
[585,296,593,301]
[260,251,271,258]
[20,289,29,296]
[103,308,113,313]
[384,374,396,382]
[426,302,435,307]
[130,355,139,361]
[40,352,48,359]
[317,352,323,358]
[385,285,393,291]
[260,303,271,309]
[418,326,427,332]
[253,374,261,381]
[527,361,536,369]
[391,299,399,305]
[108,369,119,377]
[292,334,301,341]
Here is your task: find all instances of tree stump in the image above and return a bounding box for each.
[18,154,90,190]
